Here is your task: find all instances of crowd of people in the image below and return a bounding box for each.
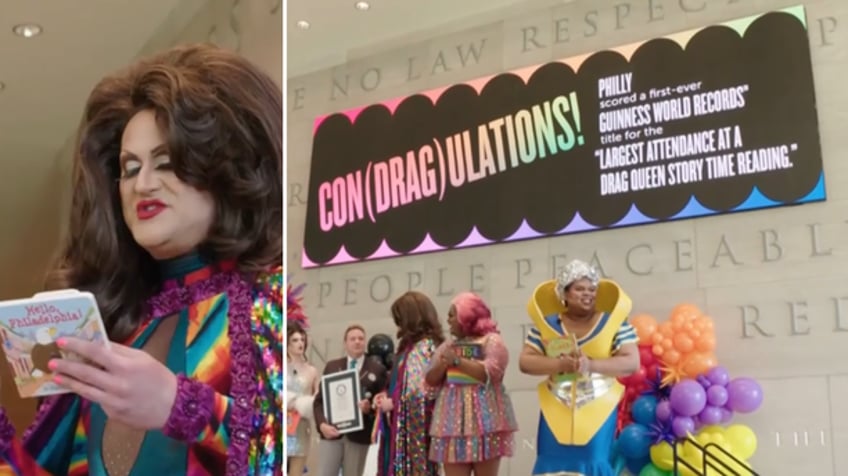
[286,259,640,476]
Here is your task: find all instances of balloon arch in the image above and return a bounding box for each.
[615,304,763,475]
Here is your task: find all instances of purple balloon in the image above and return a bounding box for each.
[697,375,712,389]
[720,408,734,424]
[670,379,708,417]
[656,400,673,423]
[726,378,764,413]
[706,366,730,386]
[707,385,729,407]
[699,405,723,425]
[672,416,696,438]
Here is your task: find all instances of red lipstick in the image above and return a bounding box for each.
[136,200,166,220]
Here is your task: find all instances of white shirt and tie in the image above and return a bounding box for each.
[347,355,363,374]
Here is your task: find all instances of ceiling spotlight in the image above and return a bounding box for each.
[296,20,310,30]
[354,1,370,11]
[12,23,43,38]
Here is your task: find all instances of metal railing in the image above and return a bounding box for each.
[670,436,760,475]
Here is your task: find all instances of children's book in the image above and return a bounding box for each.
[446,342,485,385]
[453,342,484,360]
[545,333,580,384]
[0,289,110,398]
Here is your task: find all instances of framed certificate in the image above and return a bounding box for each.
[321,369,363,434]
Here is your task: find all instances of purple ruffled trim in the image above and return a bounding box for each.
[21,395,79,457]
[222,274,257,476]
[22,397,56,444]
[147,270,235,319]
[0,408,16,455]
[162,374,215,441]
[145,270,257,476]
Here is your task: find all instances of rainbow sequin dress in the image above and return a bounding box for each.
[428,334,517,463]
[377,338,439,476]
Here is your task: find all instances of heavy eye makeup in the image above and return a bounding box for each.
[118,155,173,179]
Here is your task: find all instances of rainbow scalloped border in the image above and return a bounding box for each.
[303,5,818,268]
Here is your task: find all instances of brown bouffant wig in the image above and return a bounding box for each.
[390,291,445,352]
[45,43,282,342]
[287,322,309,360]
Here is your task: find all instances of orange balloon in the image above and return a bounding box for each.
[651,333,664,346]
[678,310,700,323]
[696,334,716,352]
[671,312,688,326]
[701,318,715,330]
[682,352,717,377]
[653,344,665,356]
[672,303,702,318]
[689,329,702,340]
[673,334,695,353]
[660,323,674,337]
[664,349,681,364]
[662,338,673,350]
[630,314,659,342]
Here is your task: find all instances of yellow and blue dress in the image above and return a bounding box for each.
[524,279,638,476]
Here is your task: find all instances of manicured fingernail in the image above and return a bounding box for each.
[53,375,62,384]
[48,360,58,371]
[57,338,67,348]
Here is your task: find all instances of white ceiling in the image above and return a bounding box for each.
[0,0,208,298]
[286,0,568,78]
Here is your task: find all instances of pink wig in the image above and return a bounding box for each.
[452,292,499,337]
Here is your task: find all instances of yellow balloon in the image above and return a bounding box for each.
[683,439,702,459]
[704,453,752,475]
[693,431,712,447]
[725,424,758,460]
[649,442,675,471]
[677,450,705,476]
[710,432,729,450]
[701,425,724,436]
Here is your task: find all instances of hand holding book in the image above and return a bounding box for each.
[50,337,179,432]
[547,333,590,378]
[0,290,110,398]
[442,341,486,385]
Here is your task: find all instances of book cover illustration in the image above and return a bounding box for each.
[0,292,109,398]
[446,342,485,385]
[545,334,578,359]
[545,333,580,384]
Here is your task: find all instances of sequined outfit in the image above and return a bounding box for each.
[0,254,283,476]
[377,338,439,476]
[285,367,312,457]
[428,333,517,463]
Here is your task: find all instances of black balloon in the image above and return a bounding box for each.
[367,333,395,369]
[383,353,395,371]
[366,355,384,369]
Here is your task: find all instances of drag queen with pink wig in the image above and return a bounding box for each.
[424,292,517,476]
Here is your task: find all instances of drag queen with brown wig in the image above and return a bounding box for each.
[375,291,444,476]
[0,44,282,475]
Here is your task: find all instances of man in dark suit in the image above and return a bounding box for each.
[314,324,388,476]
